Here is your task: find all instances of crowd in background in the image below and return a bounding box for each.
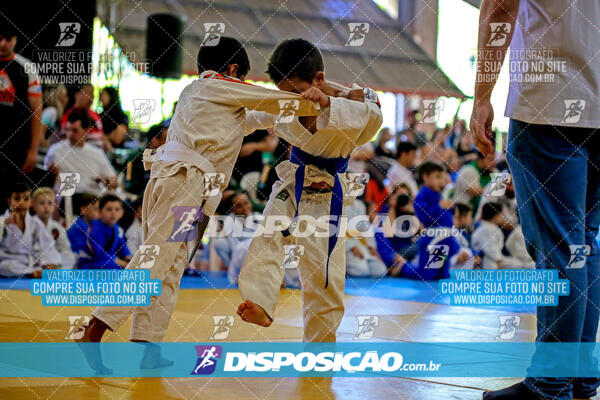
[1,74,534,283]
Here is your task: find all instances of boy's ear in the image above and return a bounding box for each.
[312,71,325,86]
[225,63,239,78]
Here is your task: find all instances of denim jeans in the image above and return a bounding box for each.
[507,119,600,399]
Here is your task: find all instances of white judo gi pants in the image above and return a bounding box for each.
[93,167,208,341]
[238,178,348,342]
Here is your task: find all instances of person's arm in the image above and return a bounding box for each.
[314,88,383,145]
[24,96,43,174]
[202,75,320,116]
[470,0,520,154]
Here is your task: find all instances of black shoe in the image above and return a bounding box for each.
[483,382,540,400]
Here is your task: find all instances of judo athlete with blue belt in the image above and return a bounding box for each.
[237,39,383,342]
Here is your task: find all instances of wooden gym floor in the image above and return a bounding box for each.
[0,287,580,400]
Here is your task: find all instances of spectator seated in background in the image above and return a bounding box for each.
[45,109,118,197]
[346,200,387,278]
[212,192,258,280]
[471,202,523,269]
[125,123,168,196]
[125,198,143,254]
[232,129,278,185]
[31,187,75,269]
[505,225,535,268]
[41,85,68,148]
[414,161,454,228]
[99,87,129,150]
[77,194,131,269]
[374,127,394,158]
[0,183,61,278]
[386,141,418,196]
[452,150,496,215]
[453,202,474,246]
[375,184,419,270]
[475,169,518,231]
[61,83,106,149]
[67,193,100,262]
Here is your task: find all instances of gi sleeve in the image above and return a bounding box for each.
[244,110,277,134]
[34,222,63,267]
[317,94,383,145]
[201,76,320,116]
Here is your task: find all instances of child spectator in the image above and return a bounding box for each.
[346,200,387,278]
[214,191,255,267]
[0,183,61,277]
[453,202,473,245]
[472,202,522,269]
[67,193,100,261]
[375,184,419,269]
[414,161,454,228]
[126,198,143,254]
[386,141,418,196]
[31,187,75,269]
[78,194,131,269]
[505,225,535,268]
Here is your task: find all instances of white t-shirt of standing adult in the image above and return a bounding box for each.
[505,1,600,128]
[44,140,117,196]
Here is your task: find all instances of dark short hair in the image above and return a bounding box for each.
[481,202,502,221]
[455,202,472,217]
[266,38,324,84]
[197,36,250,76]
[99,194,122,210]
[418,161,444,178]
[8,182,31,197]
[67,108,92,129]
[396,141,417,158]
[146,123,167,142]
[76,193,98,211]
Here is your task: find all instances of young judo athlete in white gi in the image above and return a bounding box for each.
[237,39,383,342]
[76,38,322,360]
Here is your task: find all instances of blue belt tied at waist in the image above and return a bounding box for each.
[289,146,349,289]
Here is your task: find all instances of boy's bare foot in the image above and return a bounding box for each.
[75,317,109,343]
[237,300,272,327]
[74,317,112,374]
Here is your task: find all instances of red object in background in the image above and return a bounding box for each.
[365,179,390,212]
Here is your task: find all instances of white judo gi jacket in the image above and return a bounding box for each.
[239,82,383,342]
[93,71,320,341]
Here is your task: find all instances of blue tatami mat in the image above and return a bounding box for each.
[0,272,533,313]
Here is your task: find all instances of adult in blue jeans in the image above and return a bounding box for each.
[471,1,600,399]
